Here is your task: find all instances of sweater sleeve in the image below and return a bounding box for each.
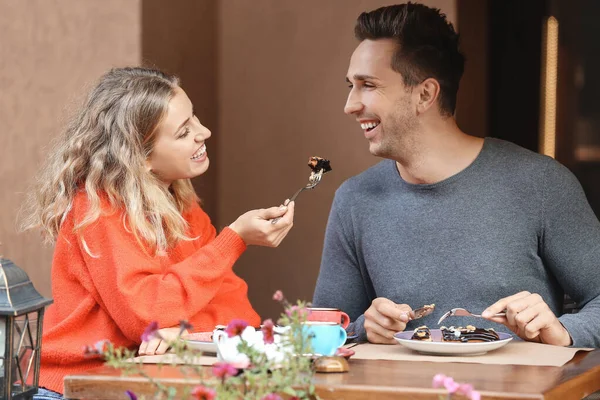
[312,188,372,341]
[74,198,247,342]
[540,158,600,348]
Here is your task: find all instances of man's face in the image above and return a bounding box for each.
[344,39,419,159]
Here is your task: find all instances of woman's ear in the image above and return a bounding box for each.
[145,158,153,172]
[416,78,441,114]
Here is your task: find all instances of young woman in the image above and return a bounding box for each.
[22,67,294,397]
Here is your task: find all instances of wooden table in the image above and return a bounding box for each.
[63,350,600,399]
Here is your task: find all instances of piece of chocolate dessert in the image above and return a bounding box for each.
[414,303,436,319]
[308,157,332,174]
[440,325,500,343]
[411,325,432,341]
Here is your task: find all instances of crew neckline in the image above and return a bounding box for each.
[391,137,492,190]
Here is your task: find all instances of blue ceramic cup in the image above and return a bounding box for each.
[303,321,347,356]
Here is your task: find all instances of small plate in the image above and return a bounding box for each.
[335,347,355,359]
[345,334,359,343]
[301,348,355,360]
[394,329,513,356]
[180,332,217,353]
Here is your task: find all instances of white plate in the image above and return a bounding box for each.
[180,332,217,353]
[394,329,513,356]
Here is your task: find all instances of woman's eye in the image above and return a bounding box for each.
[178,127,190,139]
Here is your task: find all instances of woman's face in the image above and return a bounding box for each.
[147,87,211,187]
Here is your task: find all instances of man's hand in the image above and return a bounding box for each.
[364,297,412,344]
[482,291,572,346]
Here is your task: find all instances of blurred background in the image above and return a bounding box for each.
[1,0,598,320]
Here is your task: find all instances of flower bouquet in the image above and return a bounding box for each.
[85,291,318,400]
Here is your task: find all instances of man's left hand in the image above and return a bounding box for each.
[482,291,572,346]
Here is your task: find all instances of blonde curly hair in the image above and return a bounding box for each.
[22,67,199,254]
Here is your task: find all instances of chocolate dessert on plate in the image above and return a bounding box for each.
[411,326,432,341]
[440,325,500,343]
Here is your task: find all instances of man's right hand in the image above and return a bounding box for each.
[364,297,413,344]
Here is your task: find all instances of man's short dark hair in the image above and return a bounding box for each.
[355,2,465,116]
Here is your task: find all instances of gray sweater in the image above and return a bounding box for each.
[313,138,600,348]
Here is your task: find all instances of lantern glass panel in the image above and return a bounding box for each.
[1,315,7,395]
[11,313,38,394]
[1,315,6,365]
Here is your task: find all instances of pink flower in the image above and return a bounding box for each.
[261,394,283,400]
[432,373,446,388]
[285,305,310,319]
[229,358,251,369]
[125,390,137,400]
[272,290,284,302]
[443,376,460,393]
[191,385,216,400]
[141,321,159,342]
[179,320,193,332]
[262,319,275,344]
[457,383,474,397]
[226,319,249,337]
[285,306,296,317]
[212,362,238,378]
[433,373,480,399]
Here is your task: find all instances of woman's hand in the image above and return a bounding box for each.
[138,327,189,355]
[229,201,295,247]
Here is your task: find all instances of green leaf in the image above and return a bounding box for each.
[169,387,179,398]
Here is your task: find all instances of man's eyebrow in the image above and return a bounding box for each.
[346,74,379,82]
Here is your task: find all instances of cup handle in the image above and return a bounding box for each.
[212,330,228,360]
[337,326,348,348]
[340,311,350,329]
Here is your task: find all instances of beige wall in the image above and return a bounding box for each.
[217,0,457,319]
[0,1,141,297]
[1,1,461,321]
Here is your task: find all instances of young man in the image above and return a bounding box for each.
[313,3,600,348]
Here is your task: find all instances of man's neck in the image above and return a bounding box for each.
[395,120,484,185]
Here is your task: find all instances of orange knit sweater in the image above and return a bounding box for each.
[39,192,260,393]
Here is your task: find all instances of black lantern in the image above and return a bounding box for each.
[0,258,52,399]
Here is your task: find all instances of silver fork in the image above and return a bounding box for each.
[437,307,506,325]
[270,172,323,224]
